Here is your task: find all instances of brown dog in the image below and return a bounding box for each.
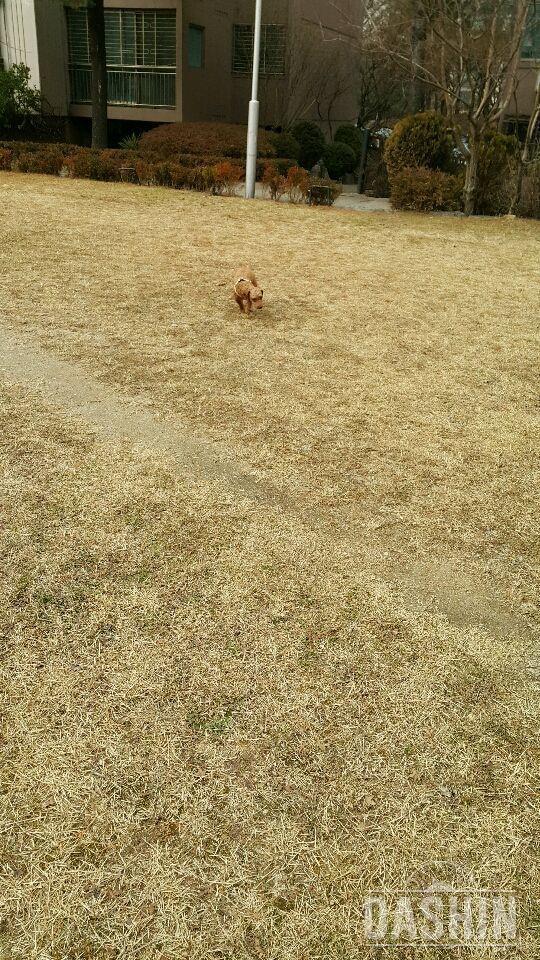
[233,265,264,314]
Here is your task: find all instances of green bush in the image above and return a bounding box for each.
[475,129,519,215]
[269,157,298,177]
[0,64,42,132]
[119,132,141,150]
[389,166,464,212]
[385,112,457,177]
[271,131,300,162]
[334,124,364,162]
[291,121,326,170]
[323,142,357,180]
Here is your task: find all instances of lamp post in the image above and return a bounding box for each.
[245,0,263,199]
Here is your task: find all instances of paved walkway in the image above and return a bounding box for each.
[247,183,391,212]
[336,186,391,212]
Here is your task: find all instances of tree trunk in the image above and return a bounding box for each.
[463,134,480,216]
[408,14,426,114]
[88,0,108,148]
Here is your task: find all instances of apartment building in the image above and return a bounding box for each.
[0,0,361,130]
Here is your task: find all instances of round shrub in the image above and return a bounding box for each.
[291,121,326,170]
[323,142,357,180]
[139,122,276,160]
[475,129,519,215]
[271,131,300,161]
[385,112,456,177]
[334,124,364,162]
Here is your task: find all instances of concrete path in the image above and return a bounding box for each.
[0,322,276,505]
[245,183,391,212]
[336,187,391,213]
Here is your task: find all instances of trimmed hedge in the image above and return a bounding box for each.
[0,139,339,205]
[139,121,276,159]
[0,139,297,184]
[17,146,65,175]
[63,148,132,181]
[390,167,464,212]
[0,139,77,160]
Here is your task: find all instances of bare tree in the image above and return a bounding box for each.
[271,24,356,134]
[328,0,532,213]
[355,53,408,127]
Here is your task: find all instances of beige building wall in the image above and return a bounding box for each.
[181,0,361,128]
[34,0,70,115]
[2,1,537,130]
[1,0,362,128]
[181,0,289,125]
[181,0,236,122]
[0,0,70,113]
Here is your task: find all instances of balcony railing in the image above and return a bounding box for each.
[69,67,176,108]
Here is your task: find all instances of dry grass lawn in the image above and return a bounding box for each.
[0,173,539,958]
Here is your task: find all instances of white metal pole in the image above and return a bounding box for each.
[245,0,263,199]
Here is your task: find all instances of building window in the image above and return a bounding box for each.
[66,8,177,107]
[521,4,540,59]
[188,24,205,68]
[232,24,286,76]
